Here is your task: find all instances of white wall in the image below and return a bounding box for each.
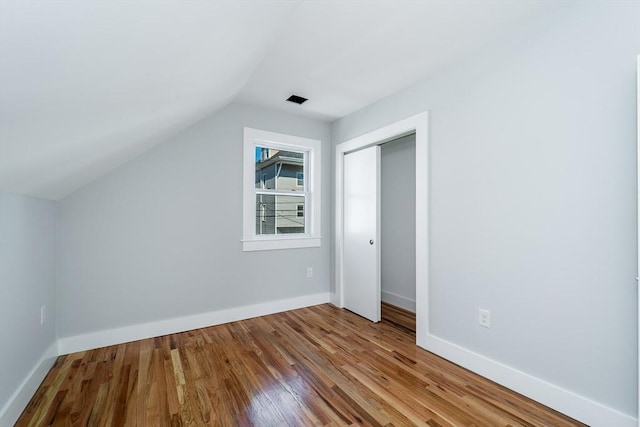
[381,135,416,312]
[0,193,57,422]
[333,0,638,420]
[56,103,331,341]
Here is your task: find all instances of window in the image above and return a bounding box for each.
[243,128,321,251]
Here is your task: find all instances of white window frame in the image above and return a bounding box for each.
[243,127,321,251]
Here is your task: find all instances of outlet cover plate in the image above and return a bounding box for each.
[479,308,491,328]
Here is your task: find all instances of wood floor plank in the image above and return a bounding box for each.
[381,302,416,332]
[15,304,584,427]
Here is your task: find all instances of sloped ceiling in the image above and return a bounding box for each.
[0,0,561,200]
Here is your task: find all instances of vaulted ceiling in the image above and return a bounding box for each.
[0,0,562,200]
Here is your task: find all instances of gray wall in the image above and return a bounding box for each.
[381,135,416,312]
[333,1,638,417]
[56,103,331,339]
[0,193,56,411]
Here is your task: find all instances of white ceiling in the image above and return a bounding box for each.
[0,0,562,200]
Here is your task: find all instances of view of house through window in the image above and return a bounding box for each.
[243,128,320,251]
[254,146,306,235]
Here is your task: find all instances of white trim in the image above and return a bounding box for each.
[381,290,416,313]
[243,128,321,251]
[425,333,636,427]
[0,341,58,427]
[334,111,429,346]
[242,236,321,251]
[58,292,330,355]
[636,54,640,427]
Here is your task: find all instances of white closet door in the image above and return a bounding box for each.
[343,145,381,322]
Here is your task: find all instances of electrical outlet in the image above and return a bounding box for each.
[40,305,46,325]
[478,308,491,328]
[307,267,313,278]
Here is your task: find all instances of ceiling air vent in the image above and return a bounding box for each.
[286,95,308,105]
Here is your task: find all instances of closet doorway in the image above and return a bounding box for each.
[380,135,416,332]
[334,112,429,347]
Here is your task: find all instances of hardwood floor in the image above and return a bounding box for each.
[16,304,583,426]
[381,302,416,332]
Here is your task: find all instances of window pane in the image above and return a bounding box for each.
[255,146,304,190]
[256,194,305,235]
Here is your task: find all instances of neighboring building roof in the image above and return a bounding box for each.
[255,151,303,170]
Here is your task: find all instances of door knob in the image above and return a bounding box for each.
[369,239,374,245]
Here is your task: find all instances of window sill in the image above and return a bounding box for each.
[242,236,322,252]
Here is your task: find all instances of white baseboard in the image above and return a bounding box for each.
[381,290,416,312]
[5,294,634,427]
[58,292,330,355]
[329,291,340,307]
[0,341,58,427]
[423,333,636,427]
[2,293,329,426]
